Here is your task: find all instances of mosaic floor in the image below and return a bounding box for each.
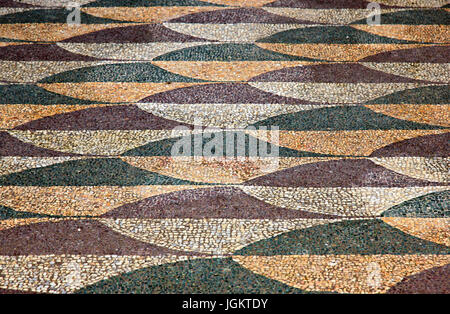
[0,0,449,294]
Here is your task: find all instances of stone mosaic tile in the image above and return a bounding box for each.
[0,0,448,294]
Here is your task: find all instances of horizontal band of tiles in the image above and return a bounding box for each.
[0,42,448,63]
[0,254,447,294]
[0,129,448,156]
[0,156,448,183]
[1,61,448,83]
[0,24,448,43]
[0,185,448,216]
[0,0,448,295]
[3,0,448,8]
[4,0,446,8]
[0,82,444,104]
[0,104,448,130]
[232,255,450,294]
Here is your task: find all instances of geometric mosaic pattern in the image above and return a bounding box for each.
[0,0,448,294]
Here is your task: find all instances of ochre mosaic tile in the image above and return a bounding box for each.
[0,0,448,295]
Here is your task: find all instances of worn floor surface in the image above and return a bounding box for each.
[0,0,448,294]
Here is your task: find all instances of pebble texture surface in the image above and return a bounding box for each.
[0,0,448,294]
